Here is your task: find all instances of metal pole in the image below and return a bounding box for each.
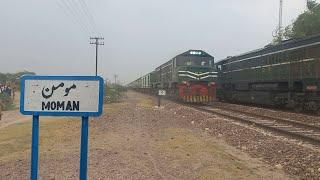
[79,116,89,180]
[90,37,104,76]
[278,0,283,41]
[158,94,161,107]
[95,40,98,76]
[31,115,39,180]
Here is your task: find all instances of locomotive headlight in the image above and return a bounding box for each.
[190,51,202,55]
[182,81,191,86]
[306,85,317,91]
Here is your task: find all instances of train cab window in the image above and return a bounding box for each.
[217,65,222,71]
[201,61,206,66]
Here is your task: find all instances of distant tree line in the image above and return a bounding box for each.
[0,71,36,87]
[0,71,35,112]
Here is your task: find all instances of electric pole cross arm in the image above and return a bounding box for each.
[90,37,104,76]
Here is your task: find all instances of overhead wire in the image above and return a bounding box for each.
[56,0,88,35]
[58,0,91,35]
[69,0,95,35]
[56,0,98,36]
[64,0,93,34]
[78,0,99,35]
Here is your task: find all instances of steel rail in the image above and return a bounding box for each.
[186,104,320,145]
[210,104,320,132]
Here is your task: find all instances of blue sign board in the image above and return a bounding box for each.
[20,76,104,117]
[20,76,104,180]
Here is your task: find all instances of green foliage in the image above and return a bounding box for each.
[0,71,35,111]
[0,71,35,90]
[307,0,318,10]
[104,84,127,103]
[284,0,320,39]
[0,93,13,111]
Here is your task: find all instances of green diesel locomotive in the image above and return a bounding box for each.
[128,50,218,103]
[216,34,320,113]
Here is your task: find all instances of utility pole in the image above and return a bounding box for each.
[114,75,118,85]
[278,0,283,41]
[90,37,104,76]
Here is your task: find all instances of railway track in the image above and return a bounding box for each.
[187,104,320,146]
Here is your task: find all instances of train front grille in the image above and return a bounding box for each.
[182,96,213,102]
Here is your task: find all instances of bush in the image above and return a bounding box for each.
[0,93,14,111]
[104,84,127,103]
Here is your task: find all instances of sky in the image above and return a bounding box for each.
[0,0,314,84]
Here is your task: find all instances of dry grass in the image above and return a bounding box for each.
[103,102,128,114]
[153,128,271,179]
[0,116,80,161]
[137,97,154,108]
[0,120,31,159]
[0,103,123,162]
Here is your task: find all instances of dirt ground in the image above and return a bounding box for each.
[0,91,291,179]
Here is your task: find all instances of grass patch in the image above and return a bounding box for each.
[153,128,248,178]
[103,102,128,114]
[137,97,154,108]
[0,120,31,159]
[0,116,80,160]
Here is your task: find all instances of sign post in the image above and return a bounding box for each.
[31,115,39,180]
[20,76,104,180]
[80,116,89,180]
[157,89,166,107]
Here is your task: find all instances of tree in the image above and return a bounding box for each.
[0,71,36,90]
[0,71,36,110]
[283,0,320,39]
[0,71,35,83]
[307,0,318,10]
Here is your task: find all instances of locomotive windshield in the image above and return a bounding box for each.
[176,56,214,67]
